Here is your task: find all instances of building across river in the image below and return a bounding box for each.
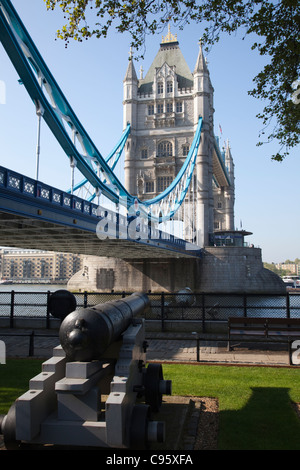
[0,248,82,284]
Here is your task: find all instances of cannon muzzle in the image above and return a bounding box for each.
[59,292,150,361]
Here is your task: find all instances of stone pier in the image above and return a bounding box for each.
[67,246,285,294]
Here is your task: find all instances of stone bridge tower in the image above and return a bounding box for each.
[68,29,285,294]
[123,26,235,246]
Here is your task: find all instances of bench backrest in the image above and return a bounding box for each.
[229,317,300,324]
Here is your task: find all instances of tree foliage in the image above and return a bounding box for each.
[44,0,300,161]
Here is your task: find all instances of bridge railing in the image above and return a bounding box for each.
[0,166,100,218]
[0,290,299,330]
[0,165,203,254]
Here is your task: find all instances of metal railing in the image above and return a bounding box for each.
[0,165,100,218]
[0,290,299,331]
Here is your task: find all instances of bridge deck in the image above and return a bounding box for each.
[0,166,202,259]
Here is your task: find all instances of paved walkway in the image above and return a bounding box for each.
[0,328,295,366]
[146,332,294,366]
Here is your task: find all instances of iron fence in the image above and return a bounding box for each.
[0,289,299,330]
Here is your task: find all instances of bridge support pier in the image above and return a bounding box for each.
[67,247,285,294]
[68,256,198,293]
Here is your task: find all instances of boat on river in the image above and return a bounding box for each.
[282,275,300,289]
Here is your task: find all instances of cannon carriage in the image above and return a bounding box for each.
[1,292,171,450]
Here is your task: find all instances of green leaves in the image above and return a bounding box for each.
[43,0,300,161]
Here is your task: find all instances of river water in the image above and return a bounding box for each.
[0,284,127,318]
[0,283,299,320]
[0,284,67,293]
[0,284,67,318]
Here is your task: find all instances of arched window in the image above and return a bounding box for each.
[166,102,173,113]
[167,81,173,93]
[183,145,189,156]
[158,141,173,157]
[148,104,154,115]
[157,82,163,94]
[157,103,164,114]
[158,176,173,192]
[145,181,154,193]
[141,148,148,159]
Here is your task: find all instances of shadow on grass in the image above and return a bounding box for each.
[219,387,300,450]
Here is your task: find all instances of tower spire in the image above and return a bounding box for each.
[124,47,138,82]
[194,38,209,74]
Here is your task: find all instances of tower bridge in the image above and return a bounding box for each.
[0,0,285,294]
[0,165,202,259]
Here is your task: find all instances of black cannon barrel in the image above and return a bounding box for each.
[59,292,150,361]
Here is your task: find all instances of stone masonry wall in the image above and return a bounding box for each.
[67,247,285,294]
[197,247,285,294]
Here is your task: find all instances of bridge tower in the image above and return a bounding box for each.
[68,30,284,294]
[123,27,235,246]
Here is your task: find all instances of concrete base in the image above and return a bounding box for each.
[67,246,286,294]
[1,396,211,451]
[198,247,286,294]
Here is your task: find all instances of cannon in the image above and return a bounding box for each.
[1,293,171,450]
[59,291,150,361]
[175,288,195,307]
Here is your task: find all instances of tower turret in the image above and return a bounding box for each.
[193,40,215,245]
[123,48,138,193]
[224,140,235,230]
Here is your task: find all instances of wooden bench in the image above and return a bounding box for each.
[227,317,300,359]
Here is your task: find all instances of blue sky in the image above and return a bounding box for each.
[0,0,299,263]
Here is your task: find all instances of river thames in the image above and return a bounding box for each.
[0,283,299,321]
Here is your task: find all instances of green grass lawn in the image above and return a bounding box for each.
[0,359,44,416]
[162,363,300,450]
[1,360,300,450]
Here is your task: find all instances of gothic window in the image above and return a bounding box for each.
[167,81,173,93]
[141,148,148,159]
[158,176,173,192]
[158,141,173,157]
[157,103,164,114]
[148,104,154,115]
[146,181,154,193]
[183,145,189,156]
[217,202,222,209]
[166,102,173,113]
[176,101,183,113]
[157,82,163,94]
